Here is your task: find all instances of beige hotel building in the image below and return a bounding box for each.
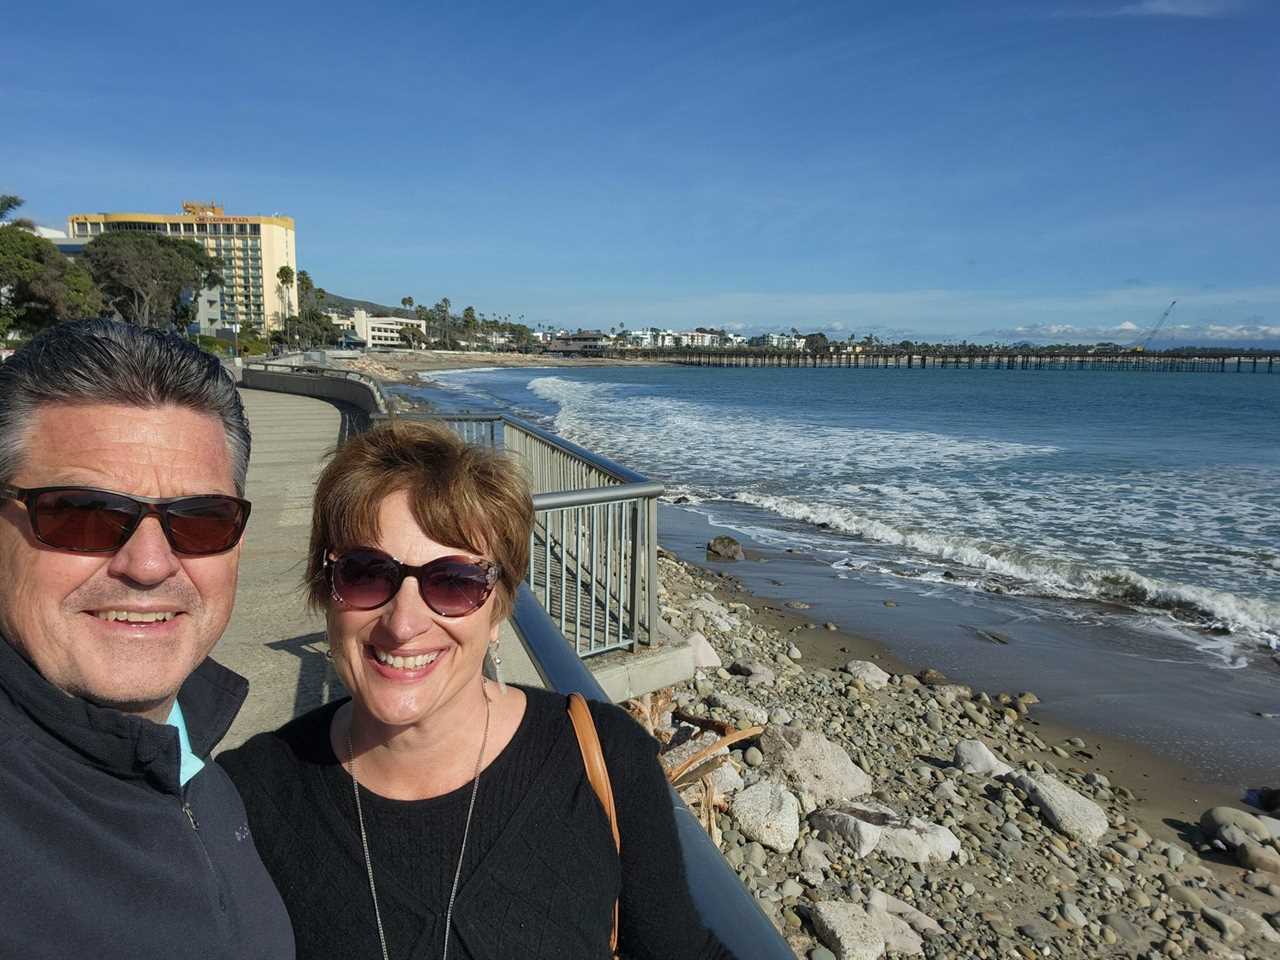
[67,201,297,334]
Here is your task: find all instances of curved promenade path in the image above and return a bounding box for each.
[218,389,537,751]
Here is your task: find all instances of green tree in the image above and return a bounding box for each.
[433,297,451,347]
[462,305,477,348]
[83,232,214,328]
[401,296,414,317]
[1,194,35,230]
[275,265,295,334]
[0,223,103,335]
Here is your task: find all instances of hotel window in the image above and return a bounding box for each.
[170,223,182,233]
[184,223,194,234]
[197,223,207,234]
[249,224,260,236]
[90,222,102,234]
[74,222,88,236]
[237,224,247,234]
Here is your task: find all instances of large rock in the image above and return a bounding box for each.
[953,739,1013,778]
[706,535,745,562]
[761,724,872,804]
[809,802,960,863]
[867,889,944,939]
[731,780,800,853]
[810,902,886,960]
[685,631,721,670]
[1003,769,1109,844]
[1200,806,1270,844]
[706,690,768,726]
[1218,903,1280,944]
[843,660,891,690]
[810,803,886,859]
[1234,838,1280,875]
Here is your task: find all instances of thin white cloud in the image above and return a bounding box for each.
[542,284,1280,344]
[1060,0,1245,17]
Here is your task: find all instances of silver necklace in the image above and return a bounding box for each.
[347,689,492,960]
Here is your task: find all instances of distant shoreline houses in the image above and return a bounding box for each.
[546,328,813,354]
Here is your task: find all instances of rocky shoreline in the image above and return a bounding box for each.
[644,546,1280,960]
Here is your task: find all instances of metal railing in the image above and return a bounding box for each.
[402,412,662,658]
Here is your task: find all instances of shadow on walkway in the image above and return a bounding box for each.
[266,632,346,720]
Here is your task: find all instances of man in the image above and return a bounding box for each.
[0,320,294,958]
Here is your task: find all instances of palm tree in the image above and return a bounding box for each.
[401,296,414,316]
[275,266,295,342]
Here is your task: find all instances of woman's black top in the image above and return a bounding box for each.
[218,687,733,960]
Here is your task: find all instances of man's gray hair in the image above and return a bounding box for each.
[0,320,251,495]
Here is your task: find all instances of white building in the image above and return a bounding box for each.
[749,333,805,350]
[348,309,428,349]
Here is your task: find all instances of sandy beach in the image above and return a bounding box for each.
[331,349,660,385]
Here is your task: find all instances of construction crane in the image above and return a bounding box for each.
[1132,300,1176,352]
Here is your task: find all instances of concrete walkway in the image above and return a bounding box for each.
[218,389,537,750]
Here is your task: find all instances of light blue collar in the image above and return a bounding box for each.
[166,700,206,787]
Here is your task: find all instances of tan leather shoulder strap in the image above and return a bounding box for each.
[567,692,621,956]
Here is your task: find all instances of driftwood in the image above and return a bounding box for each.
[665,725,764,784]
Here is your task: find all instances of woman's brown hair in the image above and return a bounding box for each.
[306,419,533,621]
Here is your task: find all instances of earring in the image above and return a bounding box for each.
[487,639,505,693]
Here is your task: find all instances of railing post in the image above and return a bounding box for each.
[645,496,659,645]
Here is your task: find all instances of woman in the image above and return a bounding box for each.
[219,420,733,960]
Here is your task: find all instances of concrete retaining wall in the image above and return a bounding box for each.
[240,366,385,418]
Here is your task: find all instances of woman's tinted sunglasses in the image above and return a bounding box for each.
[0,485,251,556]
[327,547,500,616]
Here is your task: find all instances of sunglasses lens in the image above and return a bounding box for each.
[333,550,401,609]
[422,560,493,617]
[166,497,249,555]
[32,489,137,552]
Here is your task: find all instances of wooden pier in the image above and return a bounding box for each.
[620,349,1279,373]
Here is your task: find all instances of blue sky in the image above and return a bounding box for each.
[3,0,1277,343]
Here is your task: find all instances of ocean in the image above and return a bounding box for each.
[403,364,1280,670]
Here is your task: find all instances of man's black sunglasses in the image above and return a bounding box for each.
[0,484,251,556]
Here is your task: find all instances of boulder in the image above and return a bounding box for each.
[1234,838,1280,875]
[706,536,745,562]
[810,902,886,960]
[729,660,776,686]
[867,889,944,939]
[843,660,890,690]
[809,802,960,863]
[1003,769,1109,844]
[1203,808,1274,844]
[809,804,886,859]
[761,725,872,804]
[685,631,721,670]
[1201,806,1270,844]
[1218,903,1280,944]
[953,739,1013,778]
[731,780,800,853]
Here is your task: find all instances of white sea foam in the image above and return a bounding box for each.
[519,371,1280,656]
[731,491,1280,650]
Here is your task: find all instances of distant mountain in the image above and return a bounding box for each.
[317,291,415,319]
